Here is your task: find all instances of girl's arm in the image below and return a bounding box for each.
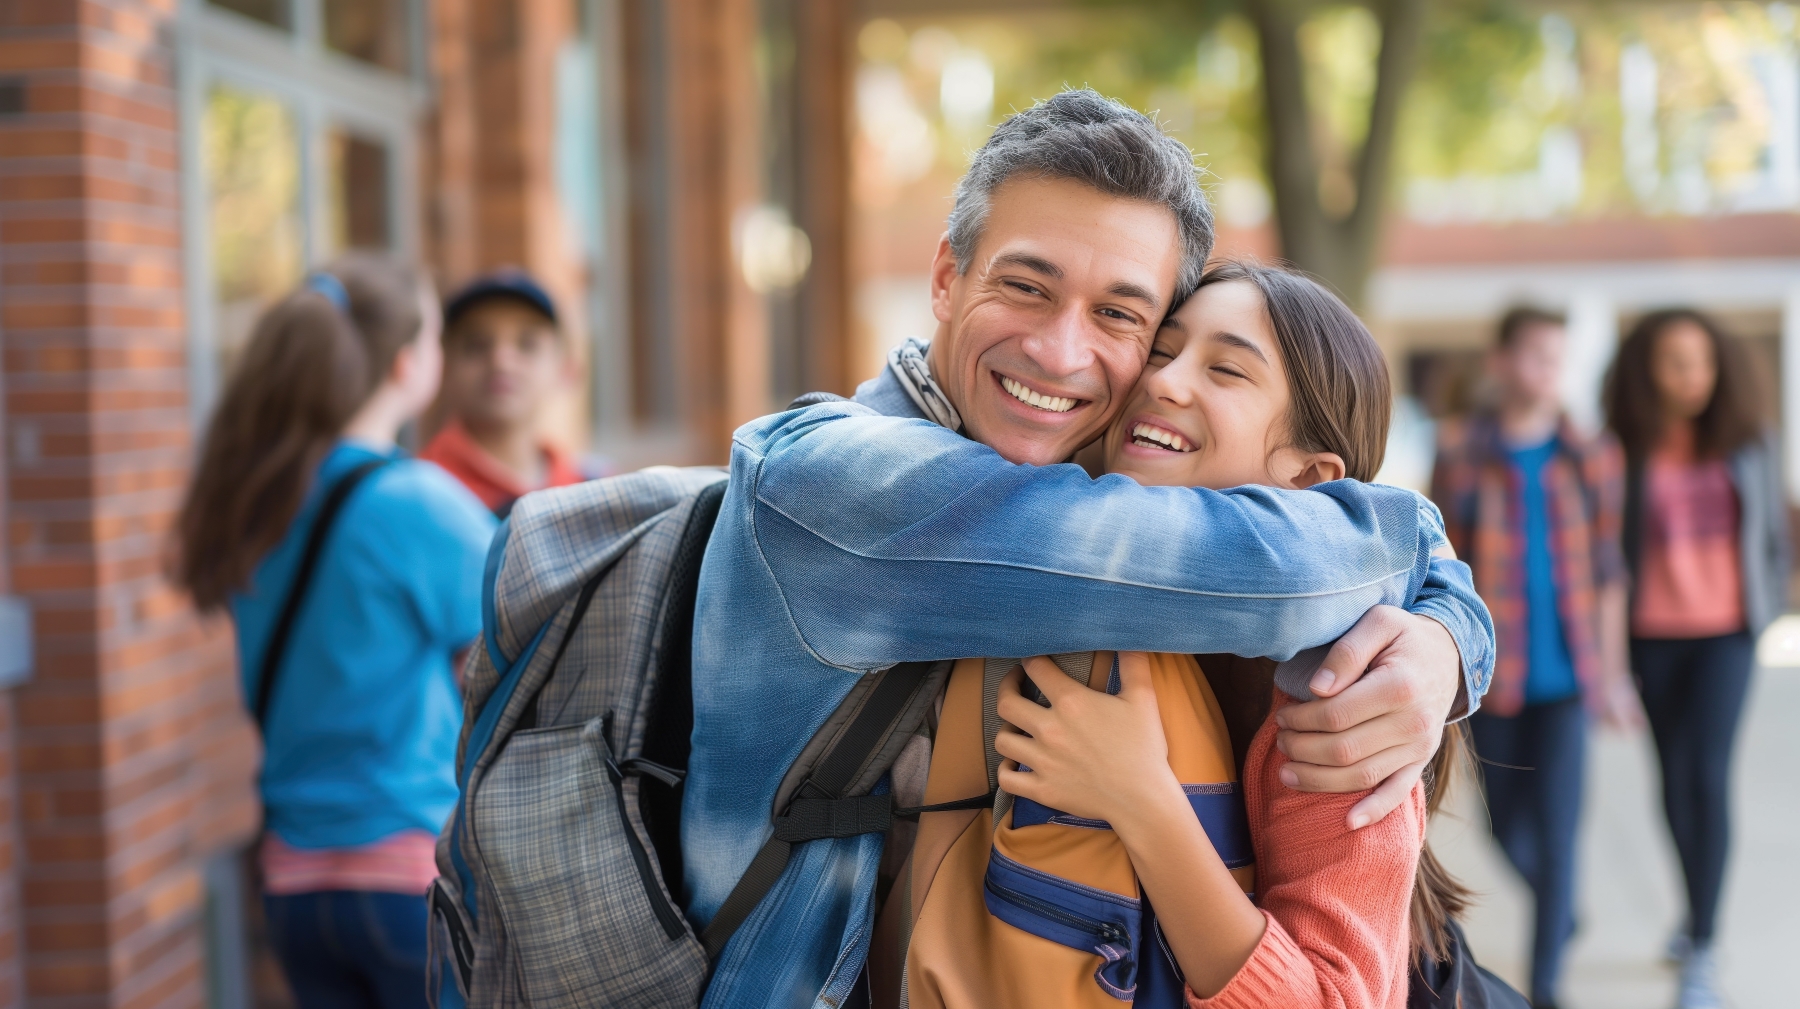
[1186,695,1426,1009]
[994,657,1425,1006]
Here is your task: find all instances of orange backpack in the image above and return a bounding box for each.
[873,651,1255,1008]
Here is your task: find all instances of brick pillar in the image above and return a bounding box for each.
[0,696,20,1009]
[0,2,258,1007]
[616,0,767,461]
[795,0,852,396]
[424,0,480,287]
[424,0,594,450]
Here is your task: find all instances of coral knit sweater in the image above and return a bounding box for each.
[1188,693,1427,1009]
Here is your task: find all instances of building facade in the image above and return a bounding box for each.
[0,1,853,1006]
[3,2,1797,1007]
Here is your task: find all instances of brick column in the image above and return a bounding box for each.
[794,0,852,396]
[0,2,258,1007]
[0,696,20,1009]
[617,0,768,461]
[424,0,594,450]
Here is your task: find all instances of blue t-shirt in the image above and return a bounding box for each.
[1507,437,1580,704]
[230,440,497,848]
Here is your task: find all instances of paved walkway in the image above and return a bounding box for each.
[1432,663,1800,1008]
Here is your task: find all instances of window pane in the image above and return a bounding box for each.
[207,0,289,30]
[324,0,410,73]
[205,85,303,379]
[327,129,392,252]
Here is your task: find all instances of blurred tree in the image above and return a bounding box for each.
[1090,0,1536,306]
[1247,0,1422,306]
[863,4,1799,309]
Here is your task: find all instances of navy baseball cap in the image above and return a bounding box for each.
[443,270,559,328]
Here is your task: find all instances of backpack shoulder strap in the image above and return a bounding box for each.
[980,652,1096,826]
[252,457,390,731]
[700,659,952,961]
[700,651,1101,962]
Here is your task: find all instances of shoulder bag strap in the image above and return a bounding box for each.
[252,457,391,732]
[700,659,959,962]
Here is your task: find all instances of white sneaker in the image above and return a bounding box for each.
[1664,920,1691,963]
[1676,944,1724,1009]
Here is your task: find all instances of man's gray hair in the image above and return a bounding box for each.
[947,88,1214,302]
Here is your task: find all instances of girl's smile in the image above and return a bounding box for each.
[1103,279,1297,491]
[1124,416,1197,454]
[1101,272,1362,495]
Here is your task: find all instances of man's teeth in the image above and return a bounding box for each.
[1130,422,1193,452]
[1000,376,1077,413]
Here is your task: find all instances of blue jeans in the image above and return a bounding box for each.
[264,891,428,1009]
[1471,696,1586,1005]
[1631,630,1756,944]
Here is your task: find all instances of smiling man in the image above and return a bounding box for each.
[922,173,1186,464]
[686,90,1494,1009]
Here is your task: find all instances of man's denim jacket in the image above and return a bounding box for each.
[685,367,1495,1009]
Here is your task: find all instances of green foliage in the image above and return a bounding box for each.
[859,4,1268,208]
[857,2,1800,228]
[1403,1,1542,178]
[206,85,303,305]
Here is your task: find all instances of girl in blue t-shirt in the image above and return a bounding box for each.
[174,253,495,1009]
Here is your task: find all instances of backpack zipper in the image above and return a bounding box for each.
[599,713,687,941]
[983,873,1129,947]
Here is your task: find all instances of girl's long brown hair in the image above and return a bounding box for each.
[1200,260,1471,962]
[1412,724,1472,963]
[1604,308,1762,464]
[173,252,427,610]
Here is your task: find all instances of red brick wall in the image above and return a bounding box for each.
[0,695,21,1009]
[0,2,259,1007]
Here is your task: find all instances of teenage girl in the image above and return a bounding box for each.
[173,254,497,1009]
[1604,310,1787,1009]
[890,261,1473,1009]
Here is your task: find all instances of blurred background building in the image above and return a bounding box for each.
[1,0,1797,1006]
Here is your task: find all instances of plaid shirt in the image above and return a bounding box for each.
[1430,414,1626,717]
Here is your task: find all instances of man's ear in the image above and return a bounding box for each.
[1274,449,1348,489]
[929,233,959,324]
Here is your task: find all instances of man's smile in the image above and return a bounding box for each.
[996,372,1084,415]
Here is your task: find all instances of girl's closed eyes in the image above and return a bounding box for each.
[1101,270,1387,494]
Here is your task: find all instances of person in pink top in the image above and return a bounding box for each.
[1603,309,1789,1009]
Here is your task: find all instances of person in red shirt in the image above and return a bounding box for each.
[420,272,589,516]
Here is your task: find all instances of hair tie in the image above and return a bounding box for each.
[304,272,351,314]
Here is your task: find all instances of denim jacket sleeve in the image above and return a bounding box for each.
[739,403,1495,706]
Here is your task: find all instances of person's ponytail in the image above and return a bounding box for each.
[173,253,425,609]
[1411,722,1474,964]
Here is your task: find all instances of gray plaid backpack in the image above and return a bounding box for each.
[427,461,974,1008]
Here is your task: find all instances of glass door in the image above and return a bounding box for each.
[180,0,422,421]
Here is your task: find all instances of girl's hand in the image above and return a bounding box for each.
[994,652,1185,825]
[1002,653,1268,997]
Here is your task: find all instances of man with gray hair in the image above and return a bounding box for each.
[685,89,1493,1007]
